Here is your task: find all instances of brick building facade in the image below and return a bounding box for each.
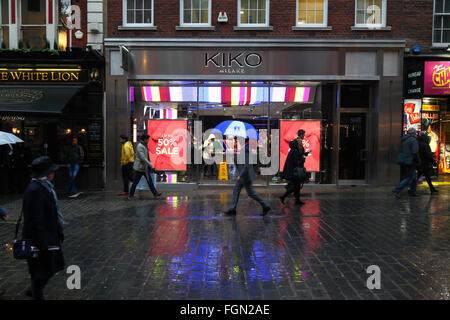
[102,0,447,189]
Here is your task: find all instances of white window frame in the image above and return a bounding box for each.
[432,0,450,46]
[19,0,49,47]
[296,0,328,27]
[122,0,154,27]
[0,1,6,45]
[354,0,386,28]
[237,0,270,27]
[180,0,211,26]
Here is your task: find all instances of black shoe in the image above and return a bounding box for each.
[154,192,162,198]
[431,189,439,195]
[279,196,285,205]
[295,199,305,205]
[261,206,271,216]
[408,194,420,197]
[224,209,236,216]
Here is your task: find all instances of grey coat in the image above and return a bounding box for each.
[133,141,154,173]
[236,144,258,182]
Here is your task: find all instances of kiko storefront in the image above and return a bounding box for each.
[104,38,405,189]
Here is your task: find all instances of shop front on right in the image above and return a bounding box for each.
[405,56,450,183]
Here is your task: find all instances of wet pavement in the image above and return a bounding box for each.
[0,185,449,300]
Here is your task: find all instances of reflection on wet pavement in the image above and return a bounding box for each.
[0,186,449,300]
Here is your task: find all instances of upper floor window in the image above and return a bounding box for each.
[355,0,386,28]
[181,0,211,26]
[21,0,47,48]
[0,0,9,47]
[433,0,450,45]
[238,0,269,26]
[123,0,153,26]
[297,0,328,27]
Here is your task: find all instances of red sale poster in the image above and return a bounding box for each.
[280,120,321,172]
[147,120,187,171]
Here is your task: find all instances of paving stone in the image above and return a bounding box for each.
[0,186,449,300]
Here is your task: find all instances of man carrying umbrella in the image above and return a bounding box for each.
[224,138,271,217]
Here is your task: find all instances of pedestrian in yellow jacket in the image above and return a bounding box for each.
[119,135,135,195]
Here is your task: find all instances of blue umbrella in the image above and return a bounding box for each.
[214,121,260,140]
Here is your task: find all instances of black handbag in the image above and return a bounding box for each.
[294,167,309,182]
[12,209,35,260]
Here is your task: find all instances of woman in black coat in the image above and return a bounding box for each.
[279,140,306,205]
[23,156,65,300]
[417,133,438,194]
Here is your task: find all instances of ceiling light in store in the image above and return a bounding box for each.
[80,128,86,134]
[66,129,72,134]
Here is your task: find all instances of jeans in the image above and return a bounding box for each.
[121,162,134,192]
[394,166,418,195]
[31,276,50,300]
[230,177,269,211]
[129,169,158,197]
[67,164,80,194]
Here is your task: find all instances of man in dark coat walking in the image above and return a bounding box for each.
[393,127,420,198]
[417,132,438,194]
[280,140,306,205]
[224,138,271,216]
[23,156,65,300]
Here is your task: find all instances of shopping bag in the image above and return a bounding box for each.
[136,174,157,191]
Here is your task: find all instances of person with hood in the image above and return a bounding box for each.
[393,127,420,198]
[279,140,306,205]
[128,134,162,200]
[224,138,271,217]
[119,135,135,195]
[417,132,438,194]
[23,156,65,300]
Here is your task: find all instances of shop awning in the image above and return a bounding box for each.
[0,86,84,115]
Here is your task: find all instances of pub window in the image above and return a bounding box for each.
[0,0,9,48]
[297,0,328,27]
[433,0,450,45]
[28,0,41,12]
[238,0,269,26]
[181,0,211,25]
[354,0,386,28]
[123,0,153,26]
[21,0,47,48]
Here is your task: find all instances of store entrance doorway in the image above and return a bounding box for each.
[338,112,368,183]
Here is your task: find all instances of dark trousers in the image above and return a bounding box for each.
[417,168,437,192]
[129,169,158,197]
[203,163,217,176]
[121,162,134,192]
[230,177,269,211]
[31,276,50,300]
[282,179,302,200]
